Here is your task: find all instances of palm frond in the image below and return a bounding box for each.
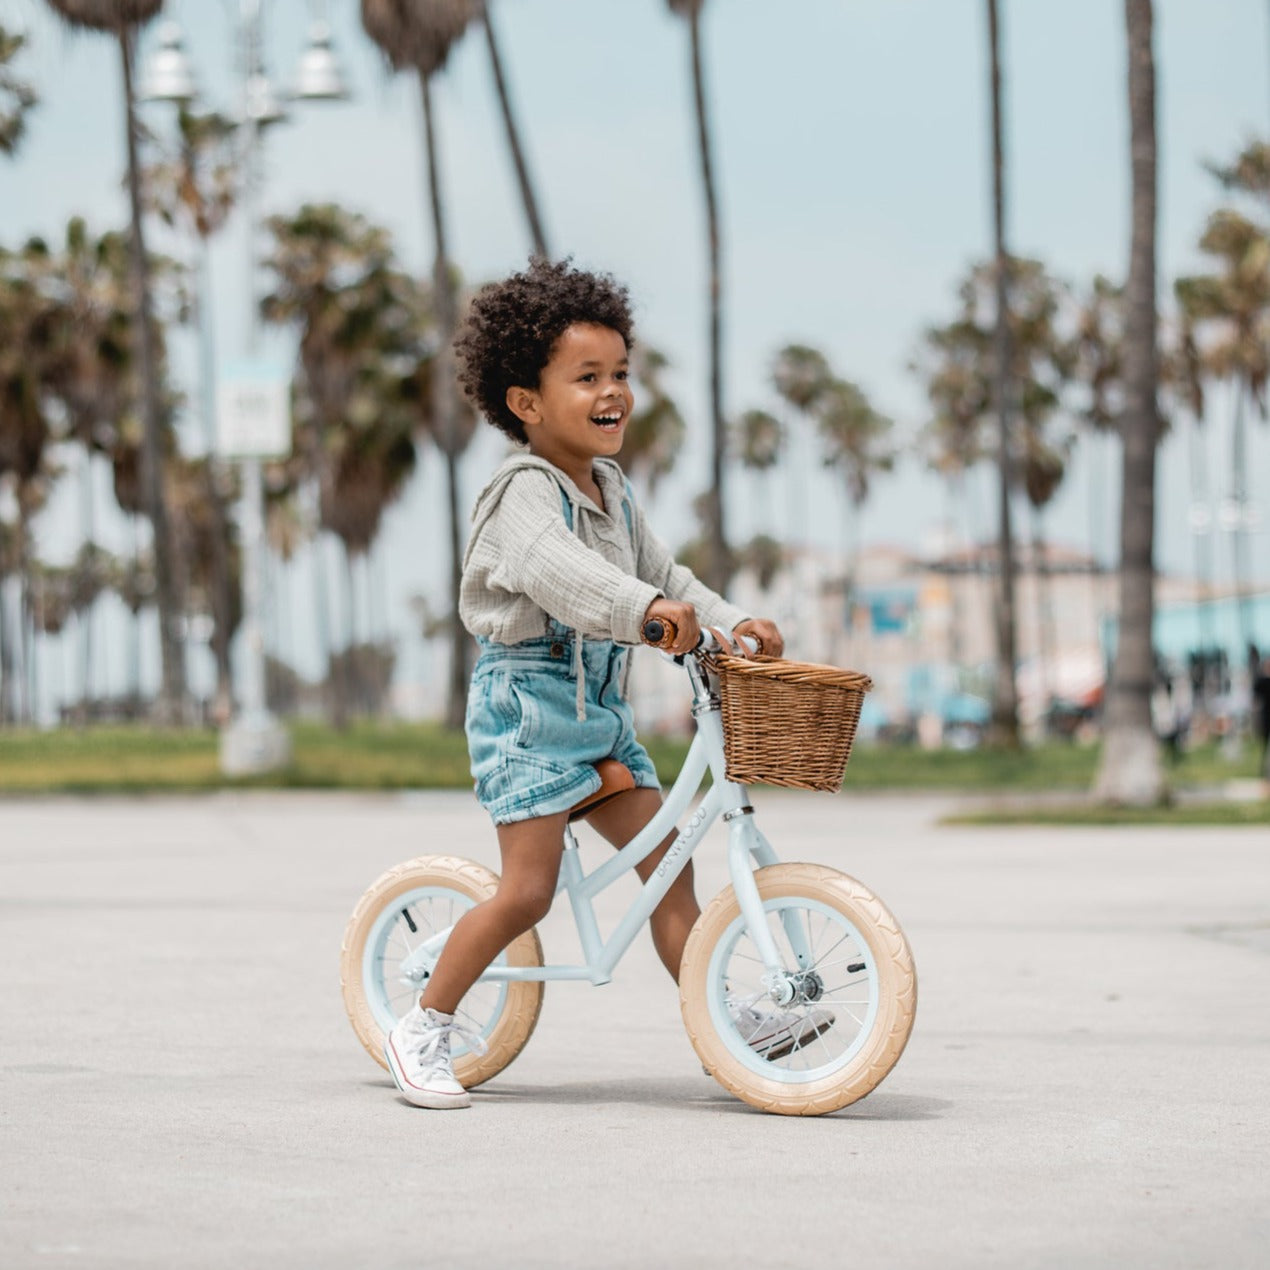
[361,0,477,76]
[45,0,162,34]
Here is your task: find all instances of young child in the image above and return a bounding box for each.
[384,258,785,1109]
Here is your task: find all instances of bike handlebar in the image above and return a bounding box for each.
[641,618,761,657]
[641,617,685,650]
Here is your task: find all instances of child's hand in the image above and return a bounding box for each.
[732,618,784,658]
[643,598,702,655]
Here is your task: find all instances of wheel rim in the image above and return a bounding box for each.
[705,895,881,1083]
[362,885,510,1057]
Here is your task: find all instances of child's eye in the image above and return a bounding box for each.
[578,373,596,382]
[615,370,629,381]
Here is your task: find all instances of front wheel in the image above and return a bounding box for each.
[340,855,544,1089]
[679,863,916,1116]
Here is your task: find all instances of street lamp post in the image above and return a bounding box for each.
[143,4,348,774]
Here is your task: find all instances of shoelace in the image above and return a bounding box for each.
[409,1012,490,1061]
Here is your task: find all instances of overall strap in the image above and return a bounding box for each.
[554,483,586,720]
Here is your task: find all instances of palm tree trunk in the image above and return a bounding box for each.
[119,30,186,723]
[1229,384,1253,655]
[127,517,141,703]
[343,544,357,716]
[686,12,728,595]
[1031,514,1054,731]
[1186,413,1216,669]
[77,447,94,721]
[22,535,37,724]
[1094,0,1164,805]
[311,515,336,726]
[194,238,234,722]
[0,574,13,725]
[419,67,470,730]
[986,0,1020,747]
[479,2,548,258]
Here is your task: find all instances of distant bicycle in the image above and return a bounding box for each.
[341,624,916,1116]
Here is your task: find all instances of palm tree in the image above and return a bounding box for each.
[27,557,71,703]
[816,378,895,612]
[361,0,477,729]
[1093,0,1165,805]
[667,0,728,594]
[620,346,687,498]
[0,240,59,724]
[0,22,37,156]
[165,453,240,719]
[772,343,833,556]
[1160,308,1219,675]
[1072,274,1126,654]
[917,257,1075,710]
[0,487,18,723]
[45,0,188,722]
[38,219,135,712]
[915,324,991,673]
[1019,430,1068,723]
[261,202,418,725]
[736,408,783,474]
[1175,143,1270,656]
[985,0,1021,748]
[142,107,242,721]
[735,407,784,548]
[476,1,548,257]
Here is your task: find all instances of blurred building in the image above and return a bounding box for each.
[634,535,1267,746]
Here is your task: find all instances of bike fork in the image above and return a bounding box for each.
[725,813,817,1006]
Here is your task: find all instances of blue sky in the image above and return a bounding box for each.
[3,0,1269,684]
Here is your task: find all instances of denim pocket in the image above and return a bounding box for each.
[508,678,537,748]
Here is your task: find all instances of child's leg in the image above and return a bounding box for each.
[584,788,699,982]
[419,811,569,1014]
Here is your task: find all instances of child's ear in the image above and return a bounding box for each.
[505,385,541,429]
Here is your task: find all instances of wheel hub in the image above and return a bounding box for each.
[762,968,825,1007]
[790,970,825,1003]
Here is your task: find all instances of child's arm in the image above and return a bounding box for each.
[487,470,664,643]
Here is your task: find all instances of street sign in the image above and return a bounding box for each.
[217,361,292,458]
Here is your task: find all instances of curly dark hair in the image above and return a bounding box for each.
[454,258,635,444]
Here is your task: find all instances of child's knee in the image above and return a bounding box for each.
[495,882,555,930]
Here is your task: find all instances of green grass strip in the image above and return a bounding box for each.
[0,723,1263,808]
[942,799,1270,827]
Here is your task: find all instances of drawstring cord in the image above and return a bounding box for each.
[566,489,587,722]
[563,480,637,721]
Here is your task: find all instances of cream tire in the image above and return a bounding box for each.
[340,854,543,1089]
[679,863,916,1116]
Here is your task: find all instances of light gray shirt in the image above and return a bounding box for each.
[459,453,750,647]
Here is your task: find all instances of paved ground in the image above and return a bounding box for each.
[1,790,1267,1269]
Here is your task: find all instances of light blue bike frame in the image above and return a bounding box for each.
[398,650,815,993]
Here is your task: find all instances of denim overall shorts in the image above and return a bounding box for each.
[464,485,660,826]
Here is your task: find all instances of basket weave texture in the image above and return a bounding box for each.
[709,654,872,792]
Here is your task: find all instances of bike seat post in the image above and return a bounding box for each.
[558,824,609,982]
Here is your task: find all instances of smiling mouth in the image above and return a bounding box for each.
[591,411,625,431]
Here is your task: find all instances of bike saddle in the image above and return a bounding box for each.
[567,759,636,821]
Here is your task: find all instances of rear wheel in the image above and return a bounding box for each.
[340,855,544,1088]
[679,863,916,1116]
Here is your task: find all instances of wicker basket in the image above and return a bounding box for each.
[709,654,872,792]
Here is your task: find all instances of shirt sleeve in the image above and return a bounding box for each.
[488,469,662,642]
[630,497,751,633]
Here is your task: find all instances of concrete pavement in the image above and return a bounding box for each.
[1,790,1267,1269]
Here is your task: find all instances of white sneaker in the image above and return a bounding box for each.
[728,999,835,1061]
[384,1005,486,1109]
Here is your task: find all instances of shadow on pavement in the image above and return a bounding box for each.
[437,1077,949,1120]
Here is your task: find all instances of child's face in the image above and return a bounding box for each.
[509,322,634,482]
